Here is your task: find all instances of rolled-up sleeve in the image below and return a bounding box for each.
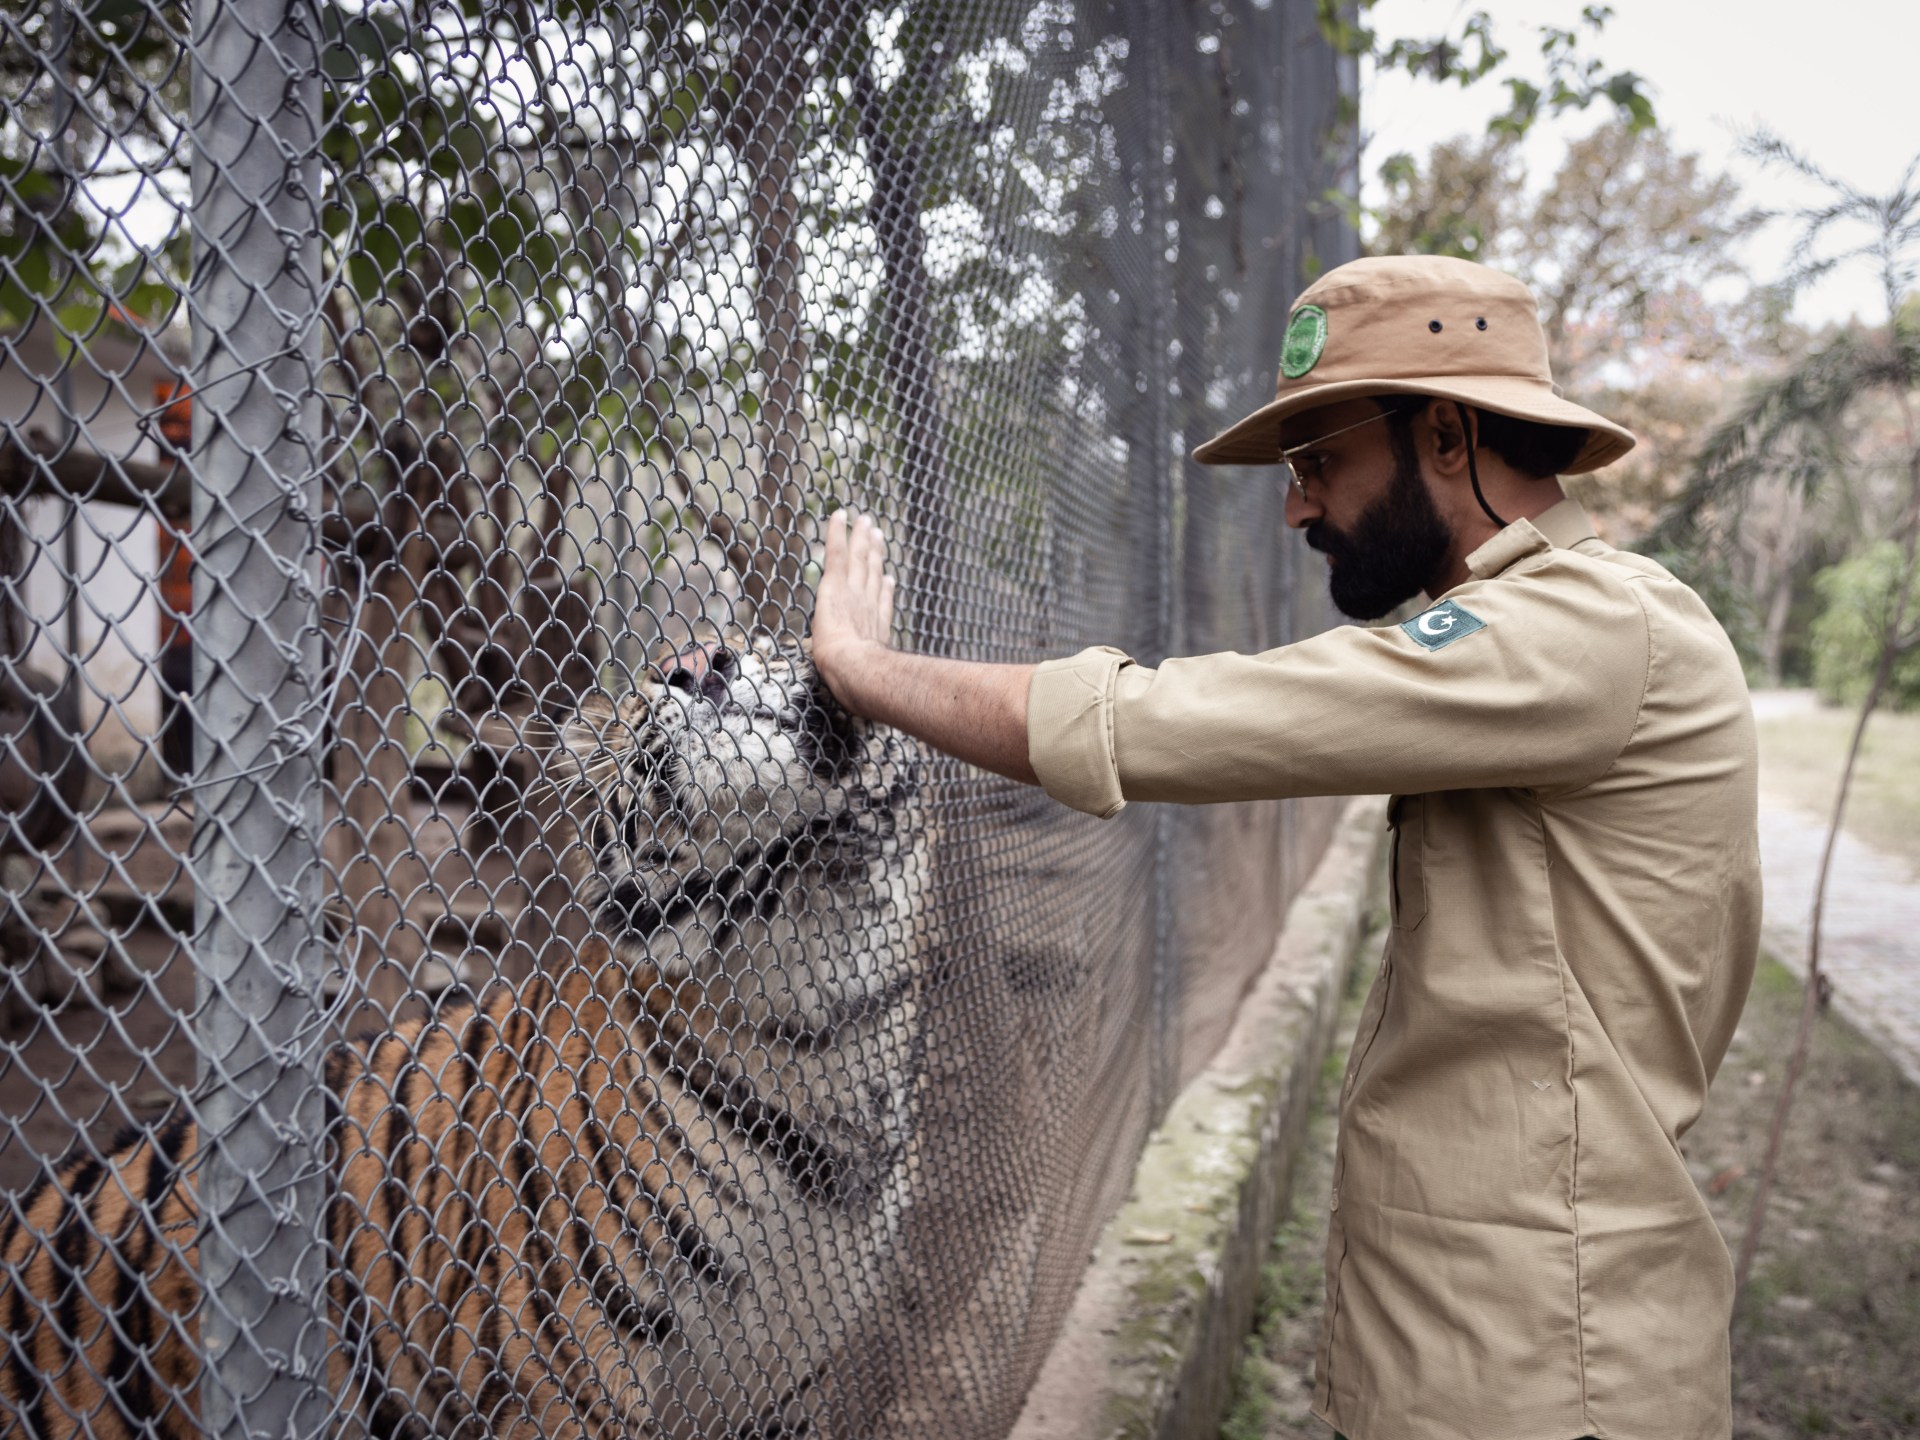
[1027,645,1134,817]
[1026,552,1651,816]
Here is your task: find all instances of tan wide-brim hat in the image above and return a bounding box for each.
[1192,254,1636,474]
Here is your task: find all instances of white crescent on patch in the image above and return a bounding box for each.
[1417,611,1457,636]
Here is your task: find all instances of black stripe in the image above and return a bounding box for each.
[655,1191,726,1283]
[474,1231,508,1417]
[376,1053,423,1253]
[462,1003,500,1072]
[656,1029,854,1205]
[580,1113,629,1214]
[451,1031,494,1302]
[761,969,916,1049]
[3,1187,50,1439]
[109,1115,187,1429]
[51,1154,104,1365]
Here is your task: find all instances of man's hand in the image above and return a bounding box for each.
[807,508,1041,786]
[812,509,896,716]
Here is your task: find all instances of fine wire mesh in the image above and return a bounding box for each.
[0,1,1355,1435]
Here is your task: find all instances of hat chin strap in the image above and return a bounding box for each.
[1457,401,1510,530]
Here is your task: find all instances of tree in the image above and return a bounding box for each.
[1370,123,1775,535]
[1650,136,1920,1311]
[1319,1,1655,145]
[1807,542,1920,709]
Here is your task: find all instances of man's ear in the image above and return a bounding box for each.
[1424,400,1474,479]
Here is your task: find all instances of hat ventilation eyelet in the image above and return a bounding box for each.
[1428,319,1443,333]
[1475,317,1488,331]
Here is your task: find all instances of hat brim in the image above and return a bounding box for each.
[1190,374,1636,475]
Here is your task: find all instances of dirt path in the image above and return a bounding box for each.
[1750,690,1920,1089]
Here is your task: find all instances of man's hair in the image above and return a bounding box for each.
[1375,395,1588,480]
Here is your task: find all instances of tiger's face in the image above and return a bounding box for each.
[556,636,899,976]
[644,637,864,810]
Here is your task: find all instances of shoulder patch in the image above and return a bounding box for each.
[1400,599,1486,652]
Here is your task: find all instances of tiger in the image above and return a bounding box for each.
[0,635,930,1439]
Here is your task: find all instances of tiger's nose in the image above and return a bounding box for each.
[664,643,736,704]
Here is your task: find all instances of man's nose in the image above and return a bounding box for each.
[1284,483,1320,530]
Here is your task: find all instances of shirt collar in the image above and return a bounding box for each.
[1531,497,1599,550]
[1464,498,1598,580]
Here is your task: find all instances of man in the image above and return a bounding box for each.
[810,254,1759,1440]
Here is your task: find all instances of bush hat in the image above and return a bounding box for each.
[1192,254,1636,474]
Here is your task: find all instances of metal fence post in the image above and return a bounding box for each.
[1138,0,1183,1120]
[188,0,329,1431]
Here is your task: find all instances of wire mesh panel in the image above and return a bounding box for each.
[0,0,1354,1435]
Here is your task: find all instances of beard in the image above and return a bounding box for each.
[1304,430,1453,621]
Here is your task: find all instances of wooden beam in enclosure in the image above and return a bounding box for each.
[0,428,462,552]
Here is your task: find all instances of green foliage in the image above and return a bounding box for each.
[1367,134,1520,261]
[1216,1345,1277,1440]
[1808,543,1920,711]
[1315,1,1656,141]
[1660,140,1920,530]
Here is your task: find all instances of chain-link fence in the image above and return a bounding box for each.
[0,1,1354,1434]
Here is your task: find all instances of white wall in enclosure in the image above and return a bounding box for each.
[0,322,175,764]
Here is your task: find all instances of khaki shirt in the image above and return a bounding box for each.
[1028,500,1759,1440]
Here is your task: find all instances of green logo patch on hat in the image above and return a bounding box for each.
[1281,304,1328,378]
[1400,599,1486,652]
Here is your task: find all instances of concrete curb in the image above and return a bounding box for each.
[1008,795,1389,1440]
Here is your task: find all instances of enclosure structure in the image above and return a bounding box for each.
[0,0,1356,1433]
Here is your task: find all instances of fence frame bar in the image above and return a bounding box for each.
[187,0,331,1430]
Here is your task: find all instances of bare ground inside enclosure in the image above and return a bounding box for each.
[1219,948,1920,1440]
[0,777,524,1193]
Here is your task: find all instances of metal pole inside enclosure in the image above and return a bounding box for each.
[188,0,330,1430]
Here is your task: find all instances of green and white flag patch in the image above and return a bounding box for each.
[1400,599,1486,652]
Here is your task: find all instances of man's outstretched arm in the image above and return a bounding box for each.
[811,509,1040,787]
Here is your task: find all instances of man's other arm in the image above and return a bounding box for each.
[811,509,1040,786]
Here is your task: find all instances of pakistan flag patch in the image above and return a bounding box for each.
[1400,599,1487,652]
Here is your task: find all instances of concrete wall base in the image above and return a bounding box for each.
[1008,794,1388,1440]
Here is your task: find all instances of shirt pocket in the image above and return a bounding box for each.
[1387,794,1428,932]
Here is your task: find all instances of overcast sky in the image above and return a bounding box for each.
[1359,0,1920,326]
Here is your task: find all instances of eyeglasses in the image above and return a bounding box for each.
[1278,411,1390,495]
